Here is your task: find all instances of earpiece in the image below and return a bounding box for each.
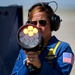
[50,14,61,31]
[28,1,62,31]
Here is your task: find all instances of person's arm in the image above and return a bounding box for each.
[11,49,30,75]
[37,42,74,75]
[55,42,74,75]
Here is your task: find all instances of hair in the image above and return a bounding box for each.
[28,2,61,31]
[28,5,54,20]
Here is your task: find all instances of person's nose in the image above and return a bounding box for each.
[36,22,41,28]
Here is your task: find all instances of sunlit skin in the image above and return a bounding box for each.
[25,12,52,69]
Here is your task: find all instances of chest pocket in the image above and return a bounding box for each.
[45,41,61,68]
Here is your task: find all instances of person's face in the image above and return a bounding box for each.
[31,11,51,39]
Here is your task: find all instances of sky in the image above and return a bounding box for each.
[0,0,75,10]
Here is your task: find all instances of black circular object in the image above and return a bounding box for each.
[17,24,43,51]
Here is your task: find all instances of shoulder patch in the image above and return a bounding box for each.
[63,52,74,65]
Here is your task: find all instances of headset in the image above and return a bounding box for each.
[28,1,62,31]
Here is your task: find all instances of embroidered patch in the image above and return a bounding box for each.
[63,52,74,65]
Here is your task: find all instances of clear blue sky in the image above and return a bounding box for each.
[0,0,75,10]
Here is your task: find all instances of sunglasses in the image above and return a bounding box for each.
[27,20,47,26]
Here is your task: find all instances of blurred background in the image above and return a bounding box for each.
[0,0,75,75]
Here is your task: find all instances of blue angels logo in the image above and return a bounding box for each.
[45,41,61,68]
[45,41,61,60]
[45,48,57,68]
[45,48,56,60]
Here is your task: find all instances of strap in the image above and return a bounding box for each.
[53,41,61,55]
[48,41,61,55]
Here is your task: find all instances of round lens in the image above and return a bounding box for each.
[31,21,37,25]
[39,20,47,26]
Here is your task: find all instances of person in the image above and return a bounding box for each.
[11,2,74,75]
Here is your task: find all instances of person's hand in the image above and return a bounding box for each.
[24,51,41,69]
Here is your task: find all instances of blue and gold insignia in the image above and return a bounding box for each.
[45,54,56,60]
[45,41,61,60]
[45,41,61,68]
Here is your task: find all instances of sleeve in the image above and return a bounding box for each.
[11,49,30,75]
[37,42,74,75]
[55,42,74,75]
